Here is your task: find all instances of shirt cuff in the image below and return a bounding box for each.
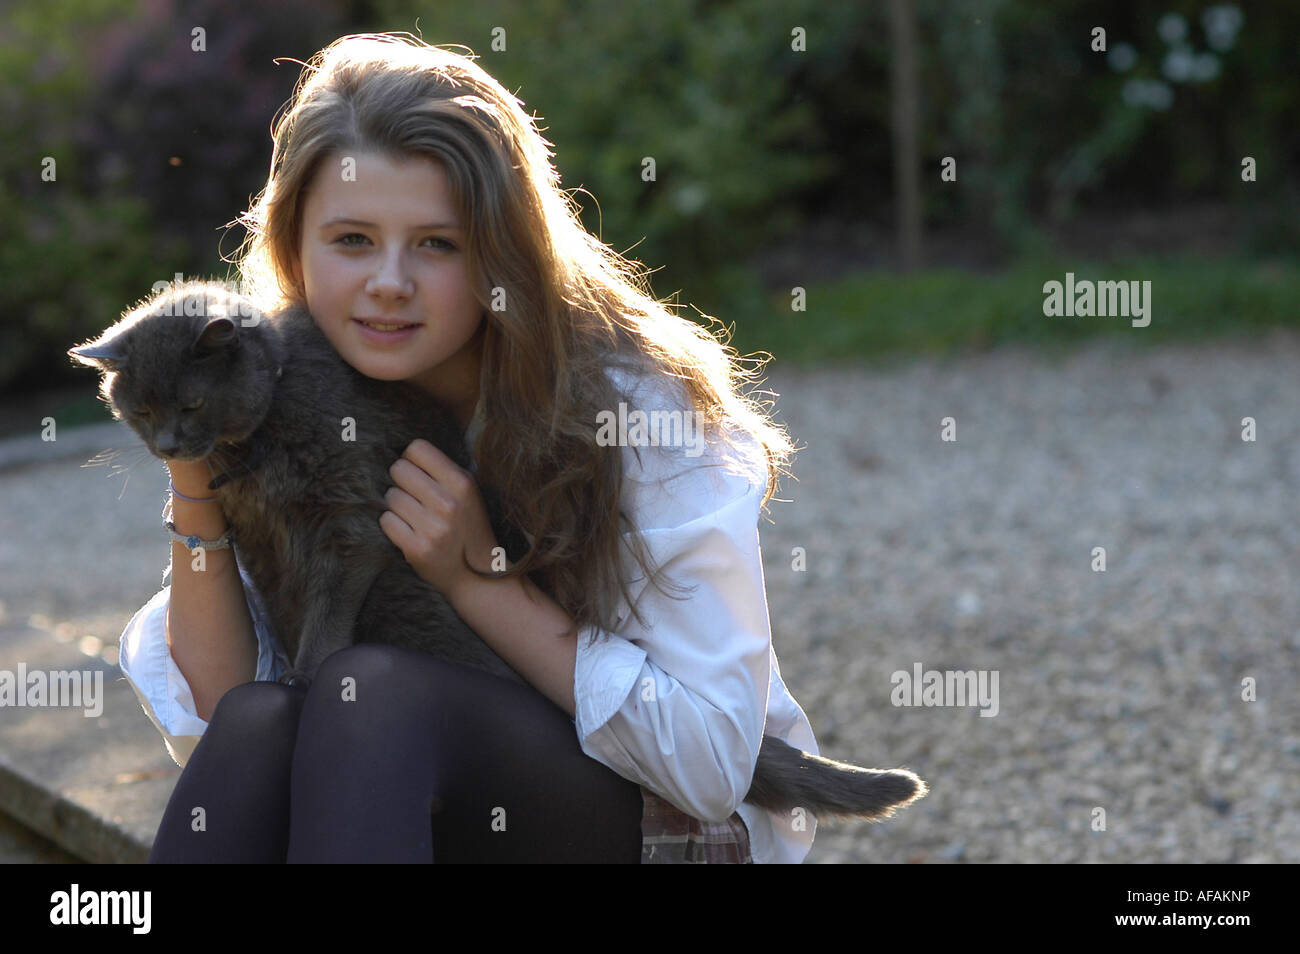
[119,558,288,768]
[572,625,760,821]
[572,624,648,744]
[118,586,209,768]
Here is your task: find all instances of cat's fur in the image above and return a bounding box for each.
[71,280,928,823]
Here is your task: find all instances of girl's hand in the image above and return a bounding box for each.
[379,438,500,601]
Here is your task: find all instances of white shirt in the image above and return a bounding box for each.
[118,363,818,863]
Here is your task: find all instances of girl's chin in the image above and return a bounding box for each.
[340,350,420,381]
[347,360,411,382]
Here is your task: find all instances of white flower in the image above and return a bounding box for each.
[1108,42,1138,72]
[1190,52,1221,82]
[1202,5,1244,52]
[1122,78,1174,111]
[1157,12,1188,45]
[672,182,709,215]
[1162,46,1195,82]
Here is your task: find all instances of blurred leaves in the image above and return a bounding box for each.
[1,0,343,392]
[366,0,844,294]
[2,0,1297,393]
[0,0,160,389]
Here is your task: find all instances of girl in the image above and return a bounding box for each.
[119,31,817,863]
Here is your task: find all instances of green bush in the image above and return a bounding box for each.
[367,0,849,293]
[0,0,166,391]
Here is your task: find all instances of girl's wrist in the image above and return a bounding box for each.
[167,459,218,500]
[444,565,489,613]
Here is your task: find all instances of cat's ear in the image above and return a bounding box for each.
[68,334,128,371]
[193,316,238,355]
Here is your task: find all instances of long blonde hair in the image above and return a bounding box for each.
[230,32,795,635]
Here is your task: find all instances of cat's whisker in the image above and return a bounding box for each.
[81,447,124,470]
[114,446,158,500]
[85,444,167,501]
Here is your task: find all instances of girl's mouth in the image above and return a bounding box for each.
[356,318,420,331]
[354,318,422,342]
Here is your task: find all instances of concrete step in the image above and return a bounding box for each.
[0,618,172,864]
[0,808,85,863]
[0,421,179,864]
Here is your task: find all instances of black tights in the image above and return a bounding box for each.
[147,644,645,862]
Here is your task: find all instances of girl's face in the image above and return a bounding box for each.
[296,150,485,424]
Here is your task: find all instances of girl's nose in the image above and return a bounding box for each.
[366,251,414,299]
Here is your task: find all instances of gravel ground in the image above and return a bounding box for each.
[4,331,1298,863]
[761,331,1300,863]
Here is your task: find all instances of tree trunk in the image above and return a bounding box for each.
[890,0,922,271]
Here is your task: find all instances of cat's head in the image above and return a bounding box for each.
[68,280,283,462]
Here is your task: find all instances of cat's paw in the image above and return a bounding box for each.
[278,669,312,690]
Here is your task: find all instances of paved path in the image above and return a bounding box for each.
[2,331,1297,862]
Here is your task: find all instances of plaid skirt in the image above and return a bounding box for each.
[638,787,753,863]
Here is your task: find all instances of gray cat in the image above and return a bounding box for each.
[70,279,928,823]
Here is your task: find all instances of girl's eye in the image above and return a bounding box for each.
[334,234,455,251]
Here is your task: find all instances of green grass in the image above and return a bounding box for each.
[48,394,114,429]
[695,254,1300,368]
[0,388,114,440]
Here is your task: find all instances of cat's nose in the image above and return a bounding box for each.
[155,431,179,457]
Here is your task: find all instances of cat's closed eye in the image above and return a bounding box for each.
[182,398,205,412]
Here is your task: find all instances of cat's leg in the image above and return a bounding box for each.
[354,572,525,685]
[290,541,389,681]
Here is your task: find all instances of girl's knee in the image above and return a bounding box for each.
[313,642,421,689]
[314,643,493,698]
[208,680,304,735]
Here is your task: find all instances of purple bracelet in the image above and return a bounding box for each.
[169,478,218,503]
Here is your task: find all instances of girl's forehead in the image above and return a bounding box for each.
[302,151,458,220]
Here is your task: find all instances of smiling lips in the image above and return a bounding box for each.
[356,318,422,331]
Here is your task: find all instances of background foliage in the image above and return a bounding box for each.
[2,0,1295,402]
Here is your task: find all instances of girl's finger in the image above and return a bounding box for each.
[402,439,472,494]
[378,509,417,550]
[382,486,425,530]
[389,457,455,512]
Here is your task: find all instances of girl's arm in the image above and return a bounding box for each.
[164,459,260,722]
[380,438,578,715]
[383,378,772,822]
[445,566,578,717]
[448,438,772,822]
[119,460,288,767]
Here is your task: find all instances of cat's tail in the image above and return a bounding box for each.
[745,734,928,821]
